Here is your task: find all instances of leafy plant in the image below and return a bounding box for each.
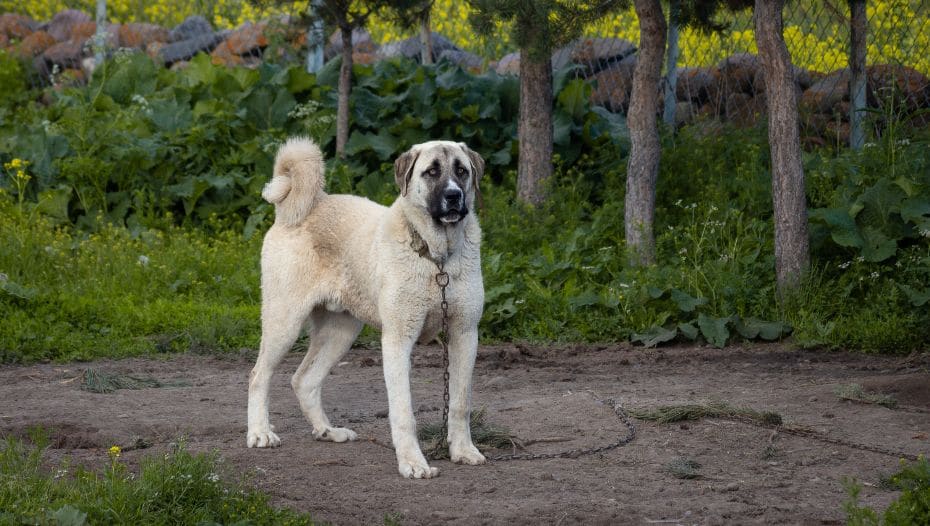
[843,457,930,526]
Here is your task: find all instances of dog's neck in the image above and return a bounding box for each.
[404,208,467,265]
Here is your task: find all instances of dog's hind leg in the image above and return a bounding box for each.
[292,309,363,443]
[247,302,309,448]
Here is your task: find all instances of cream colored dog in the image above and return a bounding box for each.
[247,137,486,479]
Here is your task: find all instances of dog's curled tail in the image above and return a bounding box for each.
[262,137,326,226]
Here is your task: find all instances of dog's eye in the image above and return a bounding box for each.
[426,168,438,177]
[456,167,467,177]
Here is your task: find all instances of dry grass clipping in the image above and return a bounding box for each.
[81,369,189,394]
[418,408,516,460]
[629,401,783,426]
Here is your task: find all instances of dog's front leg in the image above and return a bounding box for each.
[447,326,486,465]
[382,330,439,479]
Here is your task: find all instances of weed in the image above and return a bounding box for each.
[666,457,702,479]
[843,456,930,525]
[0,431,314,525]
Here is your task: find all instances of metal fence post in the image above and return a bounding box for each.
[306,0,325,73]
[94,0,107,69]
[849,0,867,150]
[663,0,680,127]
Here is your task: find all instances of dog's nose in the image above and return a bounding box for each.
[444,188,463,204]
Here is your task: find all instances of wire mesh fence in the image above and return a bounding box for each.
[1,0,928,146]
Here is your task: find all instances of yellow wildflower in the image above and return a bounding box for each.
[108,445,121,459]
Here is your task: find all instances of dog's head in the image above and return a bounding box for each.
[394,141,484,225]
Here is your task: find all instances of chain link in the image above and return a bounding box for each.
[428,260,452,459]
[429,262,635,462]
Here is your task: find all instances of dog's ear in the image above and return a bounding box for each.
[459,143,484,191]
[394,149,419,196]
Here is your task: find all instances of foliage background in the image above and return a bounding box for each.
[2,0,929,75]
[0,53,928,362]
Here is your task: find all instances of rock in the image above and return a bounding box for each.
[438,48,483,71]
[42,39,85,69]
[0,13,36,39]
[16,30,57,58]
[377,33,458,62]
[495,51,520,76]
[553,37,636,76]
[866,64,930,112]
[211,42,244,67]
[169,15,213,42]
[716,52,760,94]
[218,22,268,55]
[325,28,377,60]
[589,54,637,113]
[801,68,850,113]
[676,66,714,103]
[726,92,766,128]
[70,21,97,42]
[119,23,170,48]
[47,9,91,42]
[158,32,228,65]
[352,51,377,65]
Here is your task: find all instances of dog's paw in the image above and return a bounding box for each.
[397,454,440,479]
[312,426,357,443]
[247,428,281,448]
[450,443,486,465]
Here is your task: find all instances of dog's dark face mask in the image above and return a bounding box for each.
[394,142,485,225]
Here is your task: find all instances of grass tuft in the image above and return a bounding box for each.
[834,383,898,409]
[666,457,702,479]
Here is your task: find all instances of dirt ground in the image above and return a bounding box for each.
[1,343,928,525]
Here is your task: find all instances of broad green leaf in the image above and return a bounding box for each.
[35,185,72,221]
[553,109,573,146]
[557,79,591,120]
[568,290,600,309]
[860,226,897,262]
[901,197,930,226]
[631,326,677,348]
[647,286,667,299]
[345,130,400,161]
[50,505,87,526]
[1,279,37,301]
[900,285,930,307]
[698,313,730,348]
[678,321,699,340]
[670,289,707,312]
[734,317,789,341]
[810,208,863,248]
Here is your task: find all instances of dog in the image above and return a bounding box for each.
[247,137,486,479]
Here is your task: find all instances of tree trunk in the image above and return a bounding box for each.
[754,0,810,293]
[419,10,433,64]
[336,25,354,159]
[625,0,666,266]
[848,0,867,150]
[662,0,680,127]
[516,51,553,206]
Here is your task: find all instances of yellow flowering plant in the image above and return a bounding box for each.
[3,158,31,209]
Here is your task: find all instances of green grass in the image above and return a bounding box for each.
[628,401,784,427]
[0,431,314,525]
[835,384,898,409]
[0,202,261,362]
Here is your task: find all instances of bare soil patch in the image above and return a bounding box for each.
[1,344,928,525]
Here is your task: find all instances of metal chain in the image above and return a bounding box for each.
[429,262,635,462]
[727,415,921,461]
[427,260,451,459]
[488,398,636,462]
